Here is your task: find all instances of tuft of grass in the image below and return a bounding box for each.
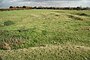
[4,20,15,26]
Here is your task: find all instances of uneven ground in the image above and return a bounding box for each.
[0,9,90,60]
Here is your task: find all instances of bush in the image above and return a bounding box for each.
[4,21,15,26]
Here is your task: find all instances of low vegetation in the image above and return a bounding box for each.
[0,10,90,60]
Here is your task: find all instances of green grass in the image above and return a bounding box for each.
[0,9,90,60]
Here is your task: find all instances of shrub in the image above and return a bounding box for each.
[4,21,15,26]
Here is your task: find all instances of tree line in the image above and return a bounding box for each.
[0,6,90,11]
[9,6,90,10]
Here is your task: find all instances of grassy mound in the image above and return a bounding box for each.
[0,44,90,60]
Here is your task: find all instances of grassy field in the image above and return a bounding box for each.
[0,9,90,60]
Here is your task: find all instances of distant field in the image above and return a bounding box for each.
[0,10,90,60]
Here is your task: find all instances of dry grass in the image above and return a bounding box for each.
[0,44,90,60]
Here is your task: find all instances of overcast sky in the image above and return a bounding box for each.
[0,0,90,8]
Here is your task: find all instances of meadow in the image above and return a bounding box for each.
[0,9,90,60]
